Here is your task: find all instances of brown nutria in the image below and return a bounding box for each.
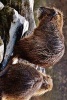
[0,59,42,100]
[14,7,65,67]
[0,58,53,100]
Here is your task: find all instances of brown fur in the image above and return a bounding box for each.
[0,58,53,100]
[14,7,65,67]
[0,59,43,100]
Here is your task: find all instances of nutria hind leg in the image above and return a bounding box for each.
[1,61,43,100]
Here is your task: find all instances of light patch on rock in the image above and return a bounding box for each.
[29,0,34,11]
[0,37,4,63]
[2,9,29,70]
[0,2,4,10]
[0,44,4,63]
[36,65,46,75]
[18,14,29,36]
[13,9,19,23]
[13,9,29,36]
[12,57,19,64]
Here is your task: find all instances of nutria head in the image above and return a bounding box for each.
[37,7,63,30]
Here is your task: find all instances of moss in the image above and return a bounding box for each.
[0,6,14,43]
[0,38,3,46]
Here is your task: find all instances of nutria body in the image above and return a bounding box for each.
[14,7,65,67]
[0,58,53,100]
[0,60,42,100]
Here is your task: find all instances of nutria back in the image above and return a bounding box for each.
[15,7,65,67]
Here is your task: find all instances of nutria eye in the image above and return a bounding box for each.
[52,11,56,15]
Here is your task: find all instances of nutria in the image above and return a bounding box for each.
[0,58,53,100]
[15,7,65,67]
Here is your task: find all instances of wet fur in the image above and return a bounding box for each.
[14,7,65,67]
[0,59,53,100]
[0,59,43,100]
